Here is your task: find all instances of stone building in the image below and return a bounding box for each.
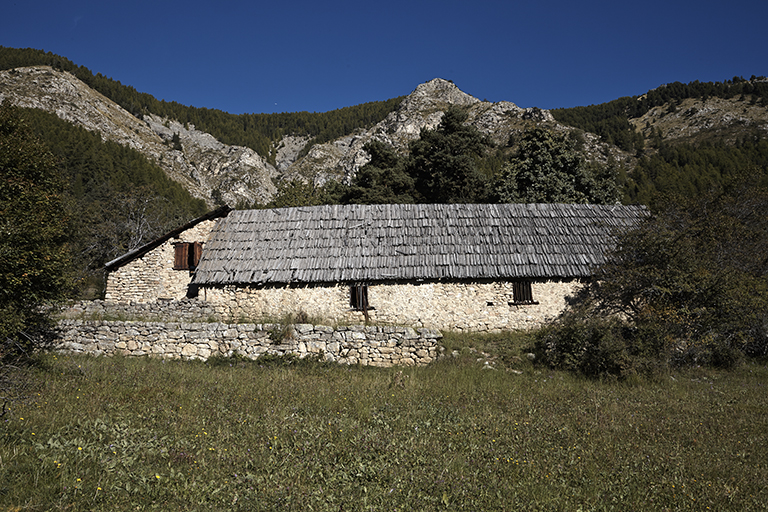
[185,203,646,331]
[104,206,231,302]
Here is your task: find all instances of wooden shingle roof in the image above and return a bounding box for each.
[192,203,646,285]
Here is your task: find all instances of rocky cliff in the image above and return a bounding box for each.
[0,66,277,207]
[282,78,567,185]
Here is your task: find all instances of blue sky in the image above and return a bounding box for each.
[3,0,767,115]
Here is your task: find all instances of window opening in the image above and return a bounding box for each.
[173,242,202,270]
[510,281,537,305]
[350,284,370,311]
[350,283,372,322]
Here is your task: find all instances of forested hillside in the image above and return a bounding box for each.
[552,76,768,153]
[0,47,405,163]
[551,76,768,204]
[15,106,207,296]
[626,137,768,204]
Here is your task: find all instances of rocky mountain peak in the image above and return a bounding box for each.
[284,79,563,185]
[401,78,480,111]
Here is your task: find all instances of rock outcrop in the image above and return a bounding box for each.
[0,66,277,207]
[283,78,562,184]
[630,96,768,144]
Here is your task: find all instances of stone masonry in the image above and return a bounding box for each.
[104,219,219,303]
[201,279,581,332]
[56,318,442,367]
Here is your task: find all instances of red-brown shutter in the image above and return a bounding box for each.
[174,243,189,270]
[191,242,203,269]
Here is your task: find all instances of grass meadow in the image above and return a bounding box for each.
[1,331,767,511]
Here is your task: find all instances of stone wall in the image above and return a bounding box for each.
[56,319,442,367]
[62,299,220,323]
[201,279,582,332]
[104,219,218,303]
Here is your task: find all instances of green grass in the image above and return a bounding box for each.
[2,333,768,511]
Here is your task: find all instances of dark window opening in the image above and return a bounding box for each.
[350,284,370,311]
[510,281,537,305]
[174,242,202,270]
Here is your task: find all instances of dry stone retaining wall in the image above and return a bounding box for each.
[56,318,442,367]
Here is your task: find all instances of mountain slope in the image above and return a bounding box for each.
[0,67,612,204]
[282,78,626,186]
[630,95,768,145]
[0,66,277,207]
[2,60,767,210]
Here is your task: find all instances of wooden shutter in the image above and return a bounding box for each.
[512,281,534,304]
[174,243,190,270]
[174,242,202,270]
[191,242,203,270]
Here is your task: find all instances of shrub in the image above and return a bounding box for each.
[550,180,768,376]
[534,315,635,378]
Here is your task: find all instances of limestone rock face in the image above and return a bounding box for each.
[283,78,561,184]
[274,135,312,171]
[0,68,611,203]
[144,115,277,206]
[0,66,277,207]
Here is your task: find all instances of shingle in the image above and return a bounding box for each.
[192,203,647,285]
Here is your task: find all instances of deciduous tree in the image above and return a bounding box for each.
[408,107,494,203]
[495,127,620,204]
[537,179,768,376]
[343,140,415,204]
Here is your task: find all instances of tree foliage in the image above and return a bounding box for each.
[537,180,768,377]
[408,107,494,203]
[262,179,335,209]
[19,107,207,296]
[495,127,620,204]
[0,102,70,352]
[298,112,622,209]
[624,136,768,205]
[342,141,415,204]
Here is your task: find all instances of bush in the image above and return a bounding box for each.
[534,315,636,378]
[547,180,768,376]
